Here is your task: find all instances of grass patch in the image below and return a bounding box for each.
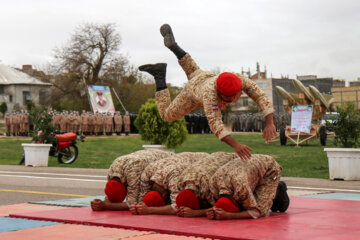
[0,122,5,135]
[0,133,332,178]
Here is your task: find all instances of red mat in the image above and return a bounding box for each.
[10,197,360,240]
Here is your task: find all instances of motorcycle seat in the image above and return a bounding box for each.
[56,132,77,142]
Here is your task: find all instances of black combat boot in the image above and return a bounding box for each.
[160,24,186,60]
[271,181,290,212]
[139,63,167,91]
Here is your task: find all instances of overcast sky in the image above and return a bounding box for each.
[1,0,359,87]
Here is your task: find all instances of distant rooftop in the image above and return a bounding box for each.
[0,64,51,86]
[297,75,317,80]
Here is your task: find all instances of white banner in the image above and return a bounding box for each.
[290,105,313,133]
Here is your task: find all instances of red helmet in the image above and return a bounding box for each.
[104,180,126,203]
[216,72,242,97]
[176,189,200,210]
[143,191,165,207]
[215,197,239,212]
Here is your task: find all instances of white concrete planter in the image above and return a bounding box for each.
[142,144,175,153]
[22,143,52,167]
[324,148,360,180]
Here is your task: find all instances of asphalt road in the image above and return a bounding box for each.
[1,165,360,206]
[0,165,107,205]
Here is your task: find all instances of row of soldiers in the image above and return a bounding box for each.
[184,114,211,134]
[4,111,30,136]
[230,112,291,133]
[52,110,131,136]
[184,112,291,135]
[4,110,291,137]
[3,110,133,137]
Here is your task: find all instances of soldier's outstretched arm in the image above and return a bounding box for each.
[135,202,176,215]
[212,207,252,220]
[90,199,129,211]
[221,135,252,160]
[176,206,208,218]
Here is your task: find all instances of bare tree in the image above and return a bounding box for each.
[54,22,121,84]
[44,22,181,113]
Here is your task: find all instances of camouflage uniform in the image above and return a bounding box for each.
[123,113,131,135]
[114,112,123,133]
[68,113,76,133]
[94,113,102,134]
[176,152,238,206]
[107,149,173,206]
[210,154,281,219]
[104,113,113,134]
[139,152,210,208]
[10,112,20,136]
[81,111,88,134]
[75,112,81,133]
[59,112,66,133]
[19,111,25,134]
[87,113,94,134]
[101,113,106,134]
[4,113,11,136]
[156,54,274,140]
[53,112,61,132]
[66,113,71,133]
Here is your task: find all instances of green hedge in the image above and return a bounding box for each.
[134,98,188,149]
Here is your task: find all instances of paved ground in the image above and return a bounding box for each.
[2,165,360,239]
[2,164,360,205]
[0,165,106,205]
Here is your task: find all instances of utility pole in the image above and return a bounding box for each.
[111,88,127,113]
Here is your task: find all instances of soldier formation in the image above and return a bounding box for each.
[4,110,30,136]
[230,112,291,133]
[3,109,290,137]
[91,149,290,220]
[184,112,291,134]
[3,109,134,137]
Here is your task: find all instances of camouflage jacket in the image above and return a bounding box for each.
[210,154,281,218]
[139,152,210,208]
[176,152,238,205]
[107,149,173,206]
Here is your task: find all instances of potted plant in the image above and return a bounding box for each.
[22,106,56,166]
[134,98,188,152]
[324,102,360,180]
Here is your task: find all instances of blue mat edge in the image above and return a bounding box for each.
[0,216,61,233]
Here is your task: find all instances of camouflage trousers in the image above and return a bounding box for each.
[155,54,203,122]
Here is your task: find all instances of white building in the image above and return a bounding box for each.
[0,64,52,111]
[230,62,272,112]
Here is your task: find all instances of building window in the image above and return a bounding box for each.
[9,95,13,102]
[235,97,249,107]
[23,91,31,105]
[242,97,249,106]
[0,86,4,94]
[257,83,266,89]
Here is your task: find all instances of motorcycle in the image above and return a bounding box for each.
[20,132,86,165]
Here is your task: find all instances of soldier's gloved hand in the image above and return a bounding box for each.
[234,143,252,161]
